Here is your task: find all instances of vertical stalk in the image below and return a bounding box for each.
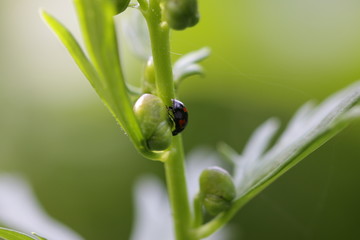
[143,0,195,239]
[164,137,194,240]
[144,6,174,104]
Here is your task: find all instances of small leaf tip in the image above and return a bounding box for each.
[38,8,47,17]
[39,8,52,24]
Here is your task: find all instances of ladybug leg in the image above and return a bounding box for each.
[166,106,176,128]
[168,114,175,122]
[167,106,174,119]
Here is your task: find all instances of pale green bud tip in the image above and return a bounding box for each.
[134,94,172,151]
[199,166,236,216]
[142,57,156,93]
[145,57,155,83]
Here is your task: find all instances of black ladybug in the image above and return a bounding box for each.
[168,99,188,136]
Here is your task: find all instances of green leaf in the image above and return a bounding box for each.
[41,3,131,127]
[40,10,102,92]
[194,81,360,239]
[72,0,141,134]
[0,227,45,240]
[41,1,166,160]
[173,47,211,87]
[240,118,280,165]
[233,83,360,197]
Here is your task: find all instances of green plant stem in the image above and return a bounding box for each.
[192,193,203,228]
[143,0,194,239]
[143,1,174,105]
[165,137,194,240]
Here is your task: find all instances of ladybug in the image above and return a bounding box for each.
[168,99,188,136]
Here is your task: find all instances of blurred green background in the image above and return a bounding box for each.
[1,0,360,239]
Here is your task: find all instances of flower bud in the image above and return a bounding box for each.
[115,0,131,14]
[164,0,199,30]
[133,94,172,151]
[199,166,236,216]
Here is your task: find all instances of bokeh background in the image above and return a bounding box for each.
[1,0,360,239]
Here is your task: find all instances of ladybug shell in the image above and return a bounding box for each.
[171,99,188,136]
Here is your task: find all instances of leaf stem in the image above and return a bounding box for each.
[192,193,203,228]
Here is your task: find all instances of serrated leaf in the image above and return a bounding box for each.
[231,118,280,187]
[241,118,280,165]
[195,82,360,239]
[0,227,40,240]
[234,81,360,197]
[173,47,211,85]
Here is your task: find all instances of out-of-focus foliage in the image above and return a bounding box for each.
[0,175,83,240]
[1,0,360,240]
[0,227,46,240]
[130,149,231,240]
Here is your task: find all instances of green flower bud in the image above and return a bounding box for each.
[142,57,156,94]
[133,94,172,151]
[164,0,200,30]
[114,0,131,14]
[199,166,236,216]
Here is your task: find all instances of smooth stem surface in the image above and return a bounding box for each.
[143,0,194,239]
[192,193,203,228]
[165,137,194,240]
[144,0,174,105]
